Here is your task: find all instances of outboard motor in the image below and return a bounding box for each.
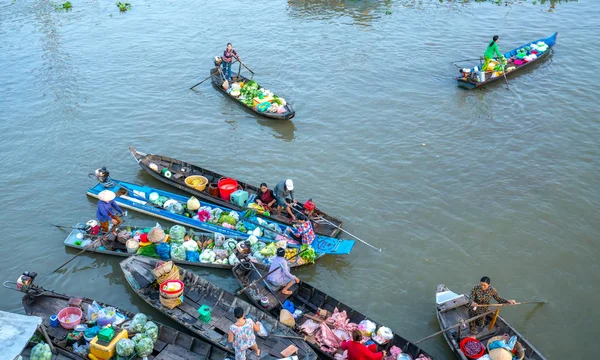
[16,271,38,292]
[94,167,110,183]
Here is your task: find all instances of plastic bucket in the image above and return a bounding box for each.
[208,183,219,197]
[460,337,485,359]
[57,307,82,329]
[126,240,139,254]
[218,178,239,200]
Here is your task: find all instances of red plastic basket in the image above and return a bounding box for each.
[460,337,485,359]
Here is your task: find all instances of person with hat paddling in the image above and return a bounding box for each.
[469,276,516,336]
[273,179,297,220]
[96,190,124,234]
[267,247,300,295]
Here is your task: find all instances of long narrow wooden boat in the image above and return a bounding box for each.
[129,147,343,238]
[2,280,230,359]
[435,284,546,359]
[232,263,435,360]
[120,256,318,359]
[87,178,355,255]
[457,32,557,89]
[64,223,315,269]
[210,67,295,120]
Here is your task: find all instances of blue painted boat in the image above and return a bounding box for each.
[457,32,557,89]
[87,179,356,255]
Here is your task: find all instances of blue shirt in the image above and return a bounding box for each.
[96,200,123,222]
[273,180,294,201]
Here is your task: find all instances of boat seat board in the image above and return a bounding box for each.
[154,344,202,360]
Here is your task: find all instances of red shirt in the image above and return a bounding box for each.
[340,341,383,360]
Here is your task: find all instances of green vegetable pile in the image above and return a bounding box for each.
[239,80,260,107]
[137,244,159,258]
[300,245,318,264]
[218,214,238,226]
[31,342,52,360]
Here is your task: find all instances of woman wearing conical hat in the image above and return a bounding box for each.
[96,190,124,233]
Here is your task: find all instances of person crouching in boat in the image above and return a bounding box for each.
[255,183,277,212]
[341,330,387,360]
[469,276,516,336]
[285,214,315,245]
[483,35,504,72]
[274,179,297,220]
[96,190,124,233]
[222,43,239,82]
[267,248,300,295]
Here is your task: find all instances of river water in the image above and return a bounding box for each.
[1,0,598,358]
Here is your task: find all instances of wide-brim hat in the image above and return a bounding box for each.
[98,190,116,202]
[148,227,166,243]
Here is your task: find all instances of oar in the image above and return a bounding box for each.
[52,224,85,230]
[451,58,483,63]
[291,207,382,252]
[410,309,497,346]
[476,301,547,307]
[51,236,104,273]
[190,70,219,90]
[270,334,307,340]
[501,64,510,90]
[234,56,254,75]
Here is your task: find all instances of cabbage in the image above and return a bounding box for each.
[247,235,258,246]
[260,243,277,256]
[229,253,240,265]
[169,225,186,241]
[165,201,184,215]
[223,239,238,252]
[135,337,154,357]
[128,313,148,333]
[200,249,216,263]
[252,227,263,237]
[264,223,281,239]
[143,321,159,342]
[182,240,199,251]
[116,338,136,356]
[171,244,186,260]
[31,342,52,360]
[218,214,238,226]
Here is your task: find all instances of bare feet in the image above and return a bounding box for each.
[281,290,292,295]
[256,349,261,356]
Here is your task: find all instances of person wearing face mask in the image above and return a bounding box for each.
[468,276,516,335]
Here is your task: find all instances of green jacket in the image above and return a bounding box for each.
[484,41,503,59]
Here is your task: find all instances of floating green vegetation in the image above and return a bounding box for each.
[116,1,131,12]
[54,1,72,11]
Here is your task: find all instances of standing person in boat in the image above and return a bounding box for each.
[340,330,387,360]
[255,183,277,212]
[482,35,504,72]
[222,43,239,82]
[96,190,124,233]
[273,179,296,220]
[468,276,516,335]
[285,214,315,245]
[267,248,300,295]
[228,306,261,359]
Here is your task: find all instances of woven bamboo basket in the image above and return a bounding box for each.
[487,335,524,360]
[159,294,182,309]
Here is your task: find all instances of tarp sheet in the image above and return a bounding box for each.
[0,310,42,360]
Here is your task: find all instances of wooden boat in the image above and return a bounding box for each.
[210,67,295,120]
[129,147,343,238]
[64,223,314,269]
[2,281,230,359]
[232,262,435,360]
[435,284,546,359]
[457,33,557,89]
[87,178,355,255]
[120,256,318,359]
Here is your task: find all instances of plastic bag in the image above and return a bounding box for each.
[256,321,269,337]
[214,249,229,260]
[187,196,200,211]
[358,319,376,337]
[186,250,200,262]
[73,343,89,357]
[156,242,171,260]
[87,301,102,322]
[143,321,159,342]
[169,225,186,241]
[31,342,52,360]
[128,313,148,333]
[264,223,281,239]
[171,244,186,261]
[166,201,184,215]
[97,307,116,326]
[373,326,393,344]
[84,326,100,339]
[132,332,149,343]
[260,242,277,256]
[116,338,135,357]
[223,239,238,252]
[214,233,226,247]
[135,337,154,357]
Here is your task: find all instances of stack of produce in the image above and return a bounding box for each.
[116,313,160,359]
[229,79,287,114]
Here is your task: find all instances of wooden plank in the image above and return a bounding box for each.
[154,344,201,360]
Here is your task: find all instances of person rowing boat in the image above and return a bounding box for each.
[483,35,504,71]
[469,276,516,336]
[266,248,300,295]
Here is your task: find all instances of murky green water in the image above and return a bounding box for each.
[1,0,598,358]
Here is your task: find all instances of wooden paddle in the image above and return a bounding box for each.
[410,309,497,345]
[190,69,219,90]
[476,301,547,307]
[51,236,104,273]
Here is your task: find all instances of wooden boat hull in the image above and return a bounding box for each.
[457,32,557,89]
[64,223,315,268]
[210,67,295,120]
[87,178,355,255]
[129,147,343,238]
[435,284,547,360]
[19,286,229,359]
[120,256,319,359]
[232,263,435,359]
